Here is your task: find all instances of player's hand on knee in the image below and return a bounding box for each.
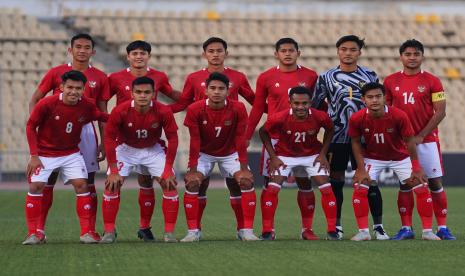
[233,169,254,188]
[184,170,204,188]
[161,170,178,191]
[409,170,427,185]
[313,153,330,174]
[97,143,106,162]
[105,173,123,192]
[26,156,44,179]
[352,169,371,186]
[269,156,285,176]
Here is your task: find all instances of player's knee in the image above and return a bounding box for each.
[185,180,200,193]
[138,174,153,187]
[29,182,45,194]
[238,178,253,191]
[72,179,89,194]
[427,177,443,191]
[295,177,312,190]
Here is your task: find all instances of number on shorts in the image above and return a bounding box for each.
[65,122,73,133]
[402,92,415,105]
[136,129,148,139]
[374,133,384,144]
[215,126,222,137]
[294,132,306,143]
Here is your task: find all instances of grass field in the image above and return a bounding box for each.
[0,187,464,275]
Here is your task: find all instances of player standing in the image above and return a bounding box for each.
[181,72,258,242]
[311,35,387,240]
[169,37,256,234]
[102,77,179,243]
[24,71,108,244]
[245,38,318,240]
[259,86,338,240]
[348,82,440,241]
[28,33,109,238]
[384,39,455,240]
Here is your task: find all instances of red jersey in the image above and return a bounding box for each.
[264,108,333,157]
[37,63,110,104]
[170,67,255,113]
[104,100,178,165]
[348,106,415,161]
[384,71,445,143]
[26,94,108,157]
[246,65,318,140]
[107,67,174,105]
[184,99,248,168]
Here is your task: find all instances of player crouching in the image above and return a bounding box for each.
[24,71,108,244]
[102,76,179,243]
[349,82,439,241]
[259,86,338,241]
[181,72,259,242]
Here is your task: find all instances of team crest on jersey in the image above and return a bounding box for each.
[151,123,159,128]
[395,86,400,91]
[125,86,130,91]
[201,82,206,87]
[286,130,291,134]
[128,123,133,127]
[298,82,306,87]
[386,128,394,133]
[224,120,232,126]
[307,129,316,135]
[358,81,366,88]
[364,128,370,133]
[55,116,60,120]
[418,86,426,93]
[275,83,280,88]
[89,81,96,88]
[78,116,86,123]
[202,120,207,125]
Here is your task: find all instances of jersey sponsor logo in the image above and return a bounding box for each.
[432,91,445,102]
[224,120,232,126]
[89,81,96,88]
[125,86,130,91]
[418,85,426,93]
[151,123,159,128]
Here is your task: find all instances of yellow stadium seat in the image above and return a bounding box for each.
[206,10,220,21]
[132,32,145,41]
[428,14,441,24]
[414,14,427,23]
[445,68,461,79]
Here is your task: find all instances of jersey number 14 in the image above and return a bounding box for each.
[403,92,415,104]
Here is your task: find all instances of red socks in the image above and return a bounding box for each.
[413,184,433,230]
[76,192,93,235]
[88,184,98,233]
[241,189,256,230]
[138,187,155,229]
[25,193,43,235]
[397,189,414,227]
[102,190,120,233]
[297,189,315,230]
[431,188,448,227]
[352,184,369,230]
[319,183,337,232]
[198,196,207,229]
[37,185,53,231]
[261,182,280,233]
[230,196,244,230]
[184,191,199,231]
[162,190,179,233]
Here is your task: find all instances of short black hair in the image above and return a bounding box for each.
[275,37,299,51]
[399,39,424,55]
[361,82,385,96]
[61,70,87,84]
[203,37,227,51]
[289,86,312,100]
[126,40,151,54]
[336,35,365,50]
[206,72,229,88]
[132,76,154,90]
[71,33,95,48]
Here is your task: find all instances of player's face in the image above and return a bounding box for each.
[132,84,155,107]
[69,38,95,63]
[61,79,85,105]
[275,43,300,66]
[289,93,311,119]
[337,41,361,65]
[206,80,228,103]
[203,42,227,66]
[363,89,385,112]
[127,48,150,69]
[400,47,423,70]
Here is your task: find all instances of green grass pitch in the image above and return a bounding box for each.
[1,187,464,275]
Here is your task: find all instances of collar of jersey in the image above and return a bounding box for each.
[206,99,227,107]
[67,62,92,69]
[127,67,150,72]
[131,100,153,107]
[289,108,312,115]
[366,105,389,114]
[59,92,82,102]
